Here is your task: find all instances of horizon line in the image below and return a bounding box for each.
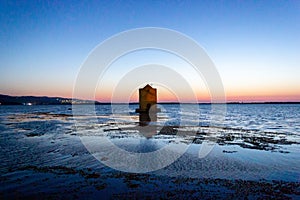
[1,93,300,104]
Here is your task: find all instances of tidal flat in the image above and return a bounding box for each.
[0,104,299,199]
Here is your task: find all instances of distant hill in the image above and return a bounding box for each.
[0,94,101,105]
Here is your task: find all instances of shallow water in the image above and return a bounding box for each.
[0,104,299,198]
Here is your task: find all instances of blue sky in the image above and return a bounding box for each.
[1,0,300,102]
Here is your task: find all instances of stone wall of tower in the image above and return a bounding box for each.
[139,86,157,111]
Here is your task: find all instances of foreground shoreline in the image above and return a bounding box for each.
[1,165,299,199]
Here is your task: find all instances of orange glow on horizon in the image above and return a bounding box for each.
[3,87,299,103]
[225,86,300,102]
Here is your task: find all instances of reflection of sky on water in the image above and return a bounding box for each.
[0,104,299,181]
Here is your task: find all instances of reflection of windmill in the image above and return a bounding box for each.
[136,84,160,113]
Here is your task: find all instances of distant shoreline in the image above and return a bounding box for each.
[1,94,299,105]
[157,102,300,104]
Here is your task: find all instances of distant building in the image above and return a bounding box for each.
[136,84,160,113]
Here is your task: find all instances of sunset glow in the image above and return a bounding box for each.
[1,1,299,102]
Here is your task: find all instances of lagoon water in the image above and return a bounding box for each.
[0,104,299,198]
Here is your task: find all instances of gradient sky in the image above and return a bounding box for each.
[1,0,300,102]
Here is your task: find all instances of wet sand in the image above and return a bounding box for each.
[0,111,299,199]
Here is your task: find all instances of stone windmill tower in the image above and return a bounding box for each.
[136,84,160,113]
